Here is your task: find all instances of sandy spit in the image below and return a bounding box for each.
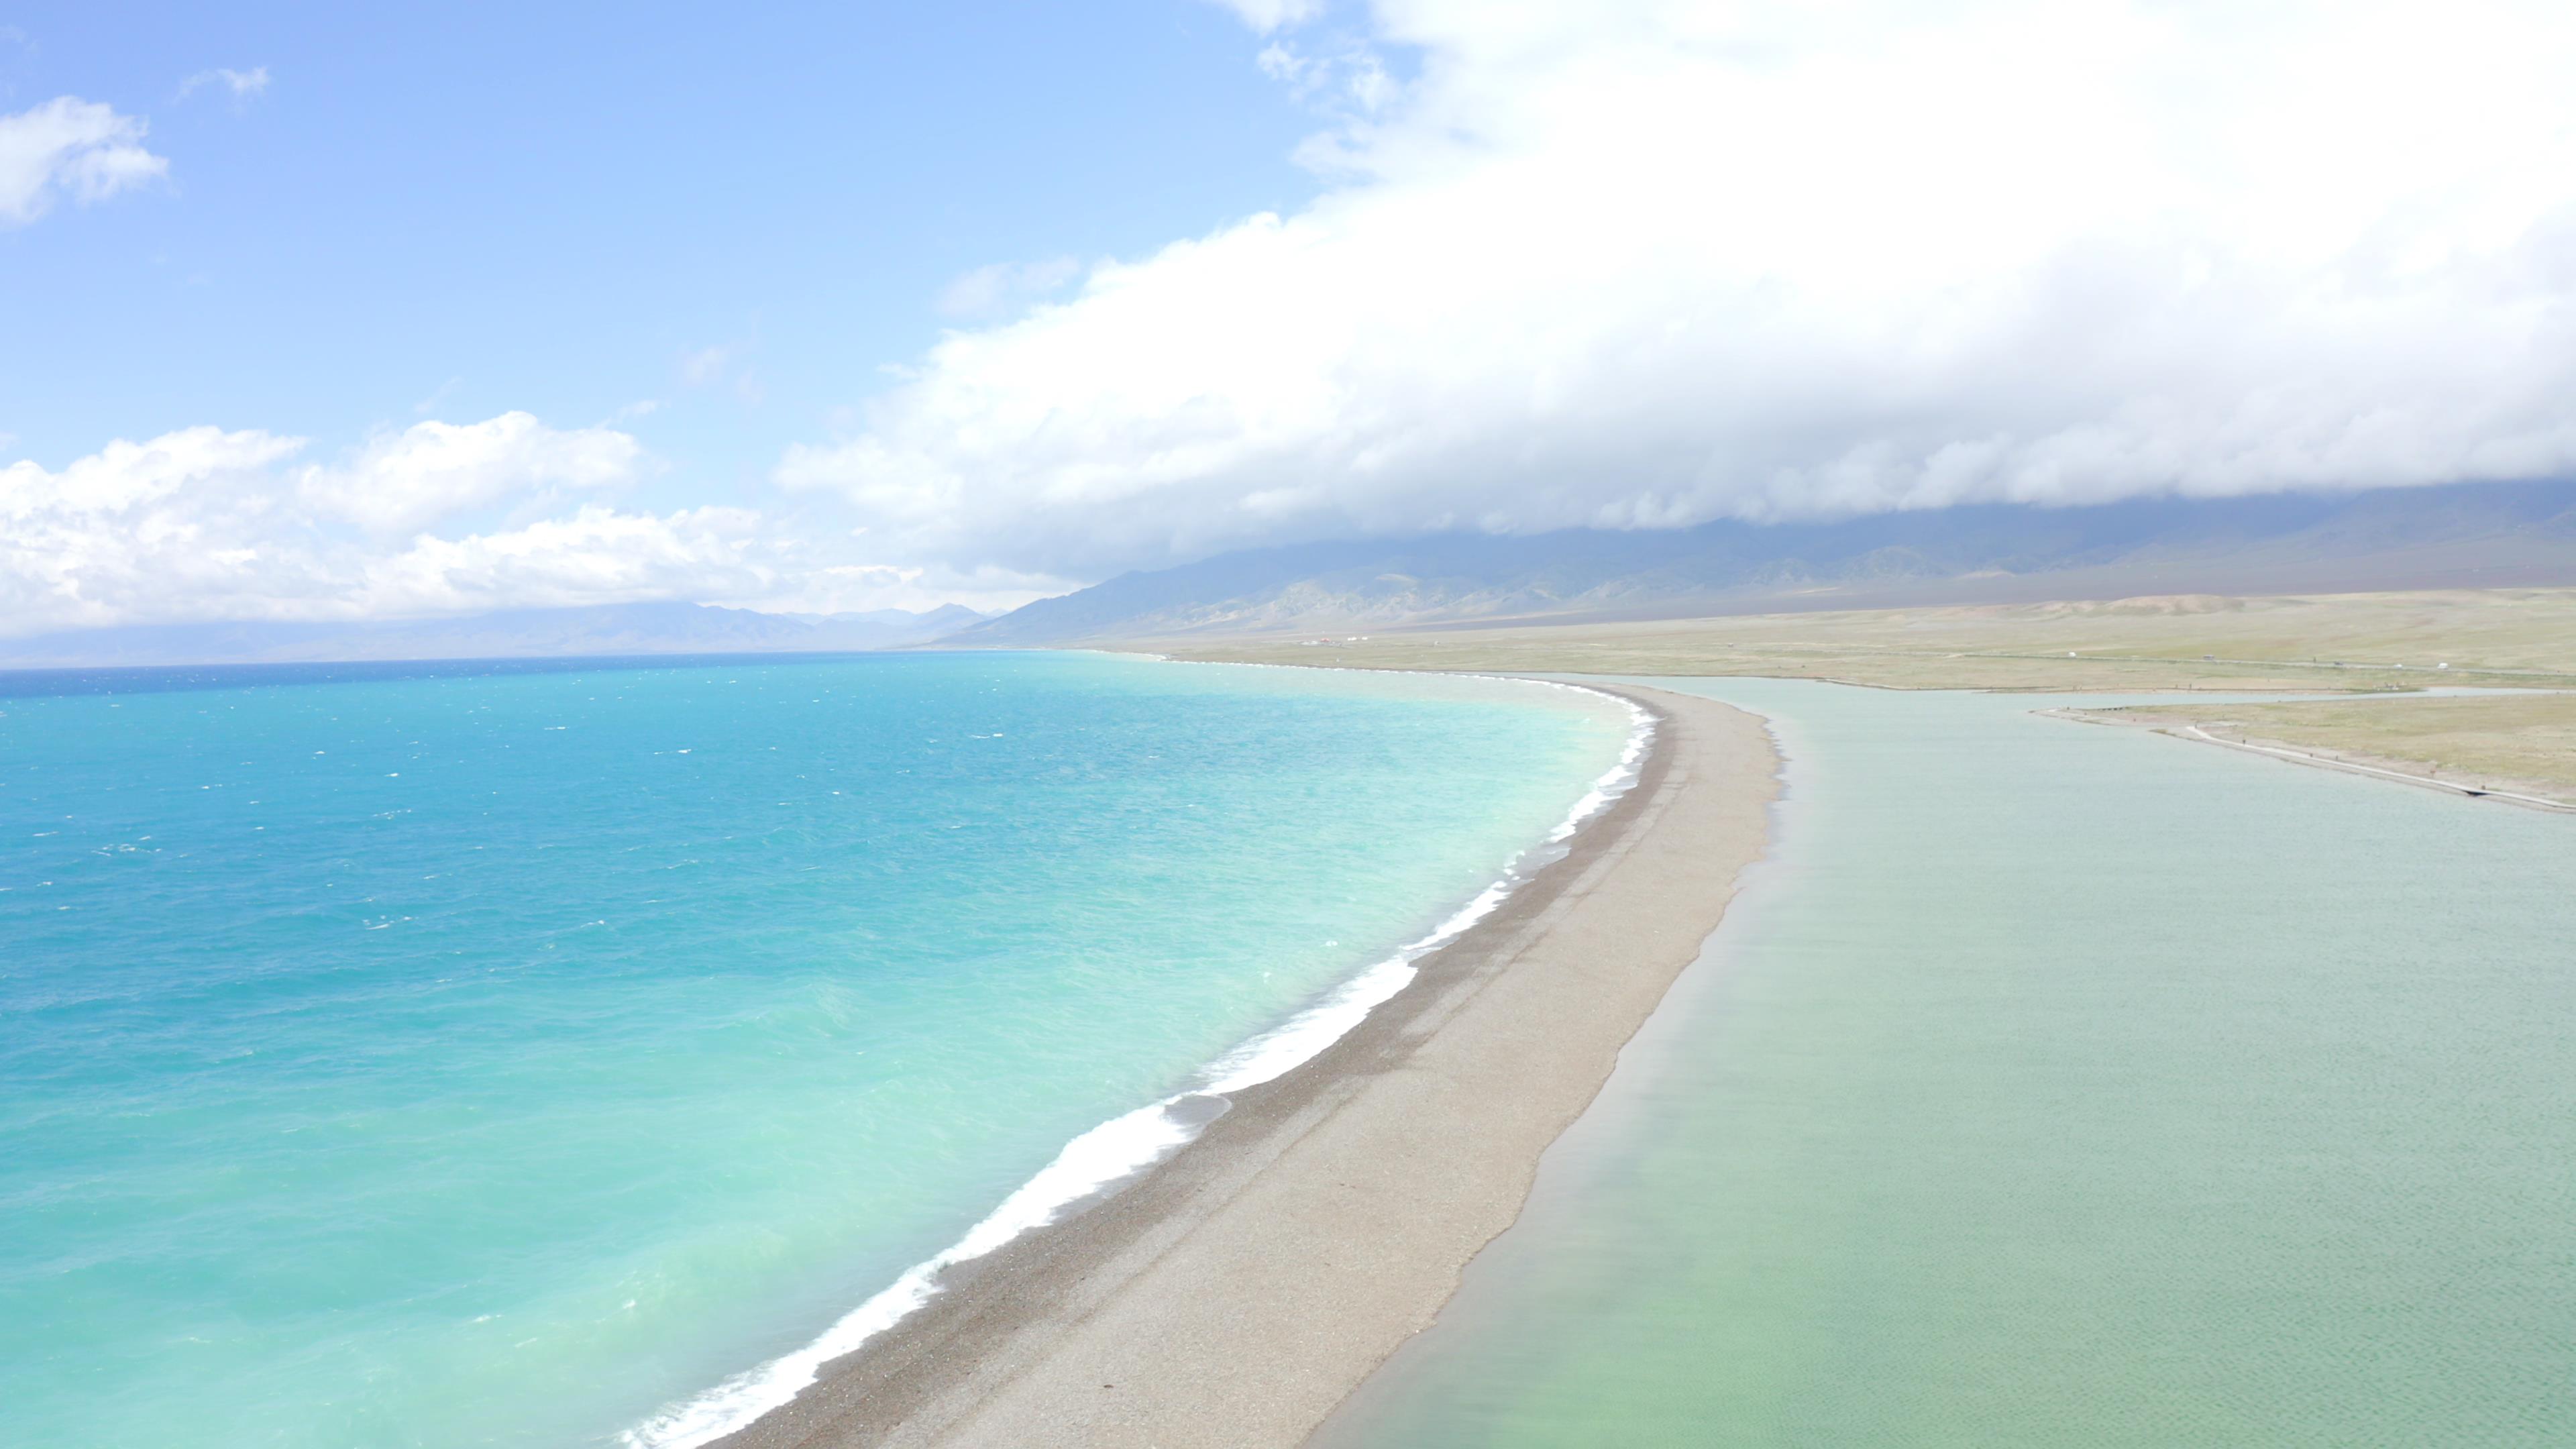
[712,683,1780,1449]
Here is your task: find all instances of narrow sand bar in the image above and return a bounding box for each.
[714,684,1778,1449]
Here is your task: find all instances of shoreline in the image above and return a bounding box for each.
[624,672,1652,1446]
[706,682,1780,1448]
[2047,707,2576,812]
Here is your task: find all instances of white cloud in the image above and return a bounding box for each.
[0,426,323,631]
[359,505,770,616]
[176,66,270,104]
[0,97,167,226]
[299,411,645,535]
[783,0,2576,580]
[1255,37,1395,118]
[0,415,1004,636]
[936,257,1083,320]
[0,425,305,521]
[1203,0,1326,34]
[0,410,814,629]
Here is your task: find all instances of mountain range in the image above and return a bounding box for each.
[11,480,2576,668]
[956,480,2576,644]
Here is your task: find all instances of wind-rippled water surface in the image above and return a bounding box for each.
[1326,679,2576,1448]
[0,650,1627,1448]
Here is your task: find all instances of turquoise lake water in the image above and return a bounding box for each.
[0,651,1630,1448]
[1324,679,2576,1448]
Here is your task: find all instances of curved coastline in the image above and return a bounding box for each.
[619,670,1648,1447]
[695,680,1780,1449]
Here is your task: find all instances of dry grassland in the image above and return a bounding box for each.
[2082,694,2576,800]
[1134,587,2576,800]
[1140,587,2576,692]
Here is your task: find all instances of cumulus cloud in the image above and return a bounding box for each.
[0,411,1062,636]
[783,0,2576,579]
[1203,0,1326,34]
[0,97,167,226]
[358,505,769,616]
[1,426,328,631]
[0,416,968,636]
[299,411,645,535]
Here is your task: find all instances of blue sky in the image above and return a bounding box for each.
[7,1,2576,633]
[2,1,1320,499]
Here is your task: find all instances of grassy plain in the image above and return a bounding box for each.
[1136,586,2576,800]
[2082,694,2576,800]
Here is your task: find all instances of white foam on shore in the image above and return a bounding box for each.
[619,1100,1197,1448]
[619,676,1652,1449]
[1199,684,1649,1095]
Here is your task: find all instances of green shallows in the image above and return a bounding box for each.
[1326,680,2576,1449]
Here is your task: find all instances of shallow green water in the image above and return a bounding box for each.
[1324,680,2576,1448]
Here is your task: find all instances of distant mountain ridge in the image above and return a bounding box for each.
[958,480,2576,644]
[15,482,2573,668]
[0,602,985,669]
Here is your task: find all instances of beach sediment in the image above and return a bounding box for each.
[712,683,1779,1449]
